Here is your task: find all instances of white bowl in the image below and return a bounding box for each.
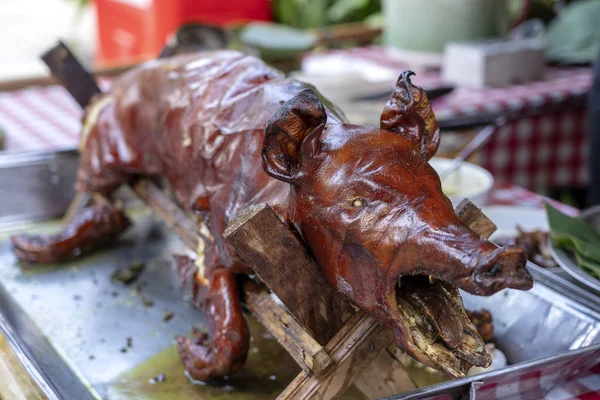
[429,157,494,207]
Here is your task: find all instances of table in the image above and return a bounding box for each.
[0,51,592,190]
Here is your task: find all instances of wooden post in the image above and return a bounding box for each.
[224,203,354,345]
[244,282,333,375]
[455,199,497,240]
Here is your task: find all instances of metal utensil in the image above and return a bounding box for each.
[438,117,506,181]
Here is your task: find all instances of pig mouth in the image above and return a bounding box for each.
[392,275,491,377]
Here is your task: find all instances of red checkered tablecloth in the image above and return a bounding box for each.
[0,85,81,152]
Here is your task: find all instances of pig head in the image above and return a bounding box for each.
[261,72,533,377]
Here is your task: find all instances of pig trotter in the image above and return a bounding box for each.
[11,197,130,263]
[175,257,249,382]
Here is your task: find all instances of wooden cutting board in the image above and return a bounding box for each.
[0,333,47,400]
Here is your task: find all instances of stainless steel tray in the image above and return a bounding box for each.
[1,150,600,400]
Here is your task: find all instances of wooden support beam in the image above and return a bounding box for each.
[133,179,200,249]
[244,282,333,375]
[224,203,416,399]
[278,312,391,400]
[224,203,354,345]
[131,180,333,376]
[455,199,497,240]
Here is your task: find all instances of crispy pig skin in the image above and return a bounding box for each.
[12,199,130,263]
[11,51,532,379]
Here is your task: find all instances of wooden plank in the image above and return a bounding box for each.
[224,203,355,345]
[244,282,332,375]
[224,203,416,399]
[455,198,497,240]
[40,41,102,109]
[277,312,391,400]
[0,334,47,400]
[133,179,200,249]
[353,349,416,398]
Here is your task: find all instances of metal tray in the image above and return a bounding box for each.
[1,150,600,400]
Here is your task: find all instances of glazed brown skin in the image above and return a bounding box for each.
[12,199,130,263]
[174,255,249,381]
[11,51,533,379]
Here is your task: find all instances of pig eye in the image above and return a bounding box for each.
[352,199,366,207]
[346,197,368,208]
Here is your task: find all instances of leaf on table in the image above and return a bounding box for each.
[575,253,600,279]
[546,203,600,278]
[546,203,600,245]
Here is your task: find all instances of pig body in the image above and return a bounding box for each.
[12,51,532,381]
[77,51,343,272]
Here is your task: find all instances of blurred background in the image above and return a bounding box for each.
[0,0,599,210]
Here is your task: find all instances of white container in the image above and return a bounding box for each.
[442,37,545,88]
[429,157,494,207]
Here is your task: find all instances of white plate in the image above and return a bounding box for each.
[481,206,566,275]
[480,206,548,241]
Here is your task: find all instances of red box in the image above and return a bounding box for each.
[94,0,271,67]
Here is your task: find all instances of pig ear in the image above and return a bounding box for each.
[380,71,440,160]
[262,89,327,184]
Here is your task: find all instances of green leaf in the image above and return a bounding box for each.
[575,253,600,279]
[546,203,600,245]
[546,203,600,278]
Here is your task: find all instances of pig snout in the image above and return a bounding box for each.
[409,219,534,296]
[474,245,533,293]
[458,245,533,295]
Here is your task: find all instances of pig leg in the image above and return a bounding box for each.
[11,196,130,263]
[174,255,250,382]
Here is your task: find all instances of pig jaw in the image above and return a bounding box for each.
[296,218,488,377]
[296,212,532,377]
